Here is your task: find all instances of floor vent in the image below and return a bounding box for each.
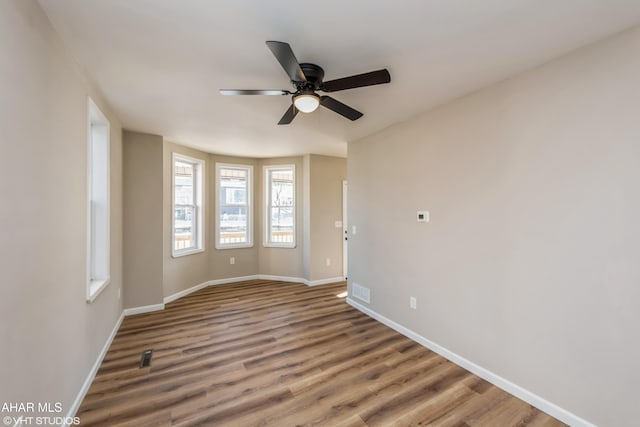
[139,349,153,368]
[352,283,371,304]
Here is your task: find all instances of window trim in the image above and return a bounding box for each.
[264,164,296,248]
[86,97,111,303]
[215,163,253,249]
[172,152,205,258]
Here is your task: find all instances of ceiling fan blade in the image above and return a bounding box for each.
[266,41,307,83]
[219,89,290,96]
[320,96,363,121]
[278,104,298,125]
[322,69,391,92]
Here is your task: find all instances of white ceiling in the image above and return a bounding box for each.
[39,0,640,158]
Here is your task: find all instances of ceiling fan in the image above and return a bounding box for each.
[220,41,391,125]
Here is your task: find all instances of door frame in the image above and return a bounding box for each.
[342,180,348,280]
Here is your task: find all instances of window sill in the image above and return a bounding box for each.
[87,277,111,303]
[263,243,296,249]
[172,248,205,258]
[216,243,254,250]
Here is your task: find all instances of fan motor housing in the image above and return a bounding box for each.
[299,63,325,90]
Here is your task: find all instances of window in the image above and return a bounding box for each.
[264,165,295,247]
[172,153,204,257]
[87,97,110,302]
[216,164,252,248]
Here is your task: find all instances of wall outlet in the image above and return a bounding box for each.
[326,258,331,267]
[410,296,417,309]
[230,257,235,265]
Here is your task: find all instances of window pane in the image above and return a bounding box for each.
[219,206,248,244]
[175,161,194,205]
[217,165,251,248]
[270,207,294,243]
[87,98,111,301]
[175,205,195,250]
[220,168,247,206]
[172,154,204,256]
[226,188,246,204]
[271,180,293,207]
[265,166,295,246]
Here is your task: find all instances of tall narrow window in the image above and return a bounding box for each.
[172,153,204,257]
[87,97,110,302]
[264,165,295,247]
[216,164,252,248]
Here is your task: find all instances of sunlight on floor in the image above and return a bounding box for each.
[336,291,348,298]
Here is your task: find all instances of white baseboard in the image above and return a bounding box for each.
[258,274,307,284]
[258,274,345,286]
[305,276,345,286]
[163,281,210,304]
[210,275,261,286]
[123,303,165,316]
[64,311,124,426]
[346,298,596,427]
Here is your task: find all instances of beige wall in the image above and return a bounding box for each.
[347,25,640,427]
[0,0,123,416]
[123,131,164,308]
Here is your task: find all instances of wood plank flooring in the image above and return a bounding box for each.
[77,280,566,426]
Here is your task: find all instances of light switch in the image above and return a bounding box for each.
[417,211,429,223]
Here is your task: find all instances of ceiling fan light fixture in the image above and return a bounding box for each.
[293,93,320,113]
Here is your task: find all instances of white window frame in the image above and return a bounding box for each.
[264,164,296,248]
[172,153,205,257]
[216,163,253,249]
[86,97,110,303]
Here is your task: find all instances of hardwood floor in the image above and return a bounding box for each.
[77,280,566,426]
